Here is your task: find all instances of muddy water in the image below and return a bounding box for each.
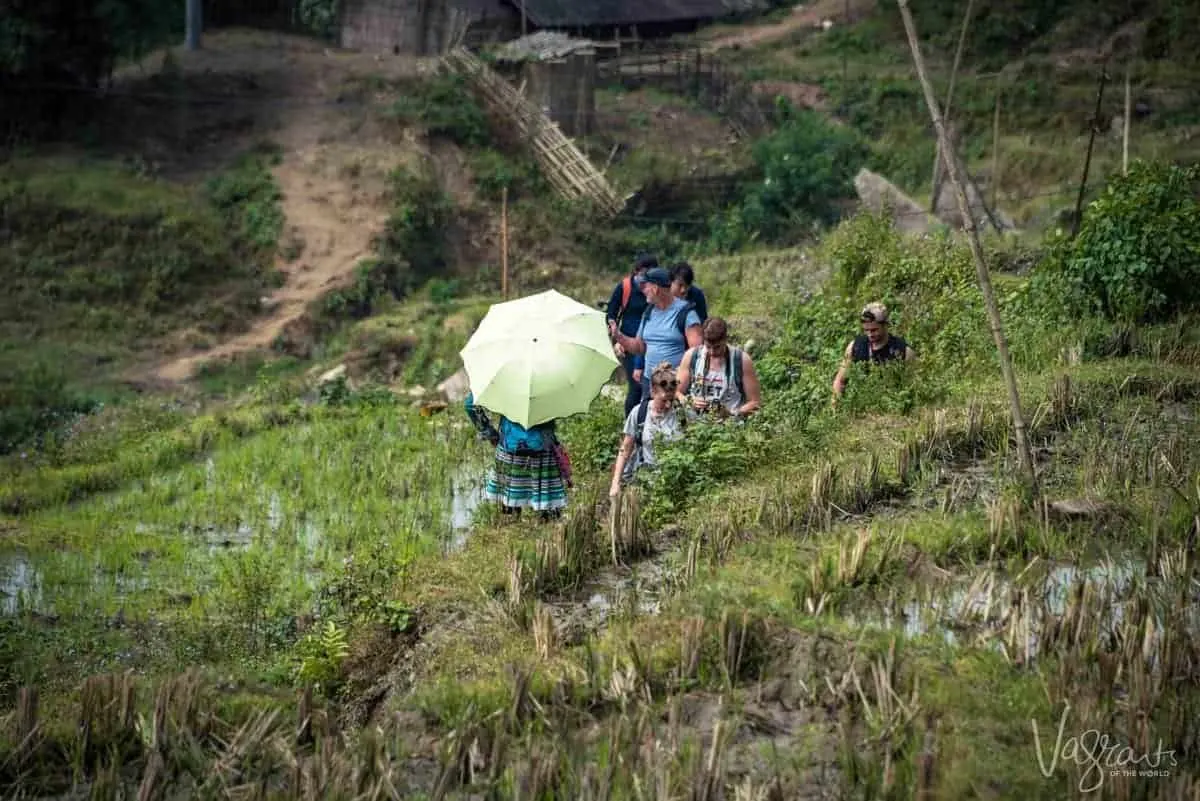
[0,464,489,618]
[0,551,39,616]
[844,558,1147,651]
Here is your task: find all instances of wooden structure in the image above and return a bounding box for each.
[506,0,769,37]
[340,0,516,54]
[495,33,598,137]
[597,41,771,138]
[440,47,625,215]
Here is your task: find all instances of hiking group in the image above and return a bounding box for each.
[464,252,915,518]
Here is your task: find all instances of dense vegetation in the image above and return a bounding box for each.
[1,2,1199,797]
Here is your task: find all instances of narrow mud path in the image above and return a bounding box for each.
[137,33,428,384]
[705,0,874,50]
[155,149,388,382]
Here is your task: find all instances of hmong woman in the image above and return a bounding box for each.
[464,391,568,521]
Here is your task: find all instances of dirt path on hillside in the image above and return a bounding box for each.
[128,31,429,384]
[705,0,875,50]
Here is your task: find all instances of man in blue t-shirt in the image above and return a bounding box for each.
[615,267,703,397]
[606,252,656,415]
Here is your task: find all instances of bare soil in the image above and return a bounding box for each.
[704,0,877,51]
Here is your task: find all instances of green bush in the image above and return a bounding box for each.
[755,211,1074,424]
[642,417,758,525]
[467,148,544,201]
[558,397,627,476]
[320,166,452,323]
[1029,161,1200,324]
[736,102,868,242]
[203,145,285,256]
[0,354,100,455]
[297,0,339,39]
[388,74,490,147]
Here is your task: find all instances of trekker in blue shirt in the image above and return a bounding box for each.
[614,266,703,398]
[669,261,708,324]
[606,252,656,415]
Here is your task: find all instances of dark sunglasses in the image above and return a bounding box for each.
[656,379,679,390]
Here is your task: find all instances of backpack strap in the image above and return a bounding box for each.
[676,302,695,336]
[730,346,745,400]
[634,395,651,448]
[850,335,870,362]
[619,276,633,315]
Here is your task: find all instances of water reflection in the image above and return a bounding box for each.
[846,558,1147,651]
[0,552,40,616]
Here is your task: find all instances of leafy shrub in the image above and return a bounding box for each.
[757,211,1070,425]
[0,354,100,455]
[378,165,452,285]
[467,148,544,201]
[735,102,868,242]
[388,74,490,147]
[292,622,350,695]
[1029,161,1200,324]
[428,278,461,305]
[641,417,758,525]
[203,144,285,255]
[319,166,451,323]
[297,0,339,38]
[558,397,627,475]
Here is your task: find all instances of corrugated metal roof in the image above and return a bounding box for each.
[508,0,764,27]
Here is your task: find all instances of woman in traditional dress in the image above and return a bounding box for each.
[465,391,568,521]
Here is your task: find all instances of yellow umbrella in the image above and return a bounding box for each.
[460,289,619,429]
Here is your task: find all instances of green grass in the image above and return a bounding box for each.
[710,3,1200,227]
[2,21,1199,790]
[0,150,284,453]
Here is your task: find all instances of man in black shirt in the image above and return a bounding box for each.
[832,302,916,399]
[669,261,708,324]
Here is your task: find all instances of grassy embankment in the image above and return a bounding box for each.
[0,145,287,452]
[2,22,1198,798]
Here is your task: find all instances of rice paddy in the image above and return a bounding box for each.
[2,245,1198,798]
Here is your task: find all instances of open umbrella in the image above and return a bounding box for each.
[460,289,619,429]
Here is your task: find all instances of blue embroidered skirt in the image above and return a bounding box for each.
[485,446,568,511]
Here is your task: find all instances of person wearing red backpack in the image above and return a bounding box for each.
[606,252,656,416]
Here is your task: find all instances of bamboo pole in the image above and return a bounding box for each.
[1071,61,1109,238]
[930,0,976,213]
[501,186,509,299]
[1123,62,1132,174]
[991,88,1001,211]
[896,0,1037,486]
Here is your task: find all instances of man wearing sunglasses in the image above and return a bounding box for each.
[832,302,916,400]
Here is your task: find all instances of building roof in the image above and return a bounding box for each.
[495,32,596,62]
[506,0,764,27]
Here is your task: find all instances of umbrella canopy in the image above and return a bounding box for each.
[460,289,619,429]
